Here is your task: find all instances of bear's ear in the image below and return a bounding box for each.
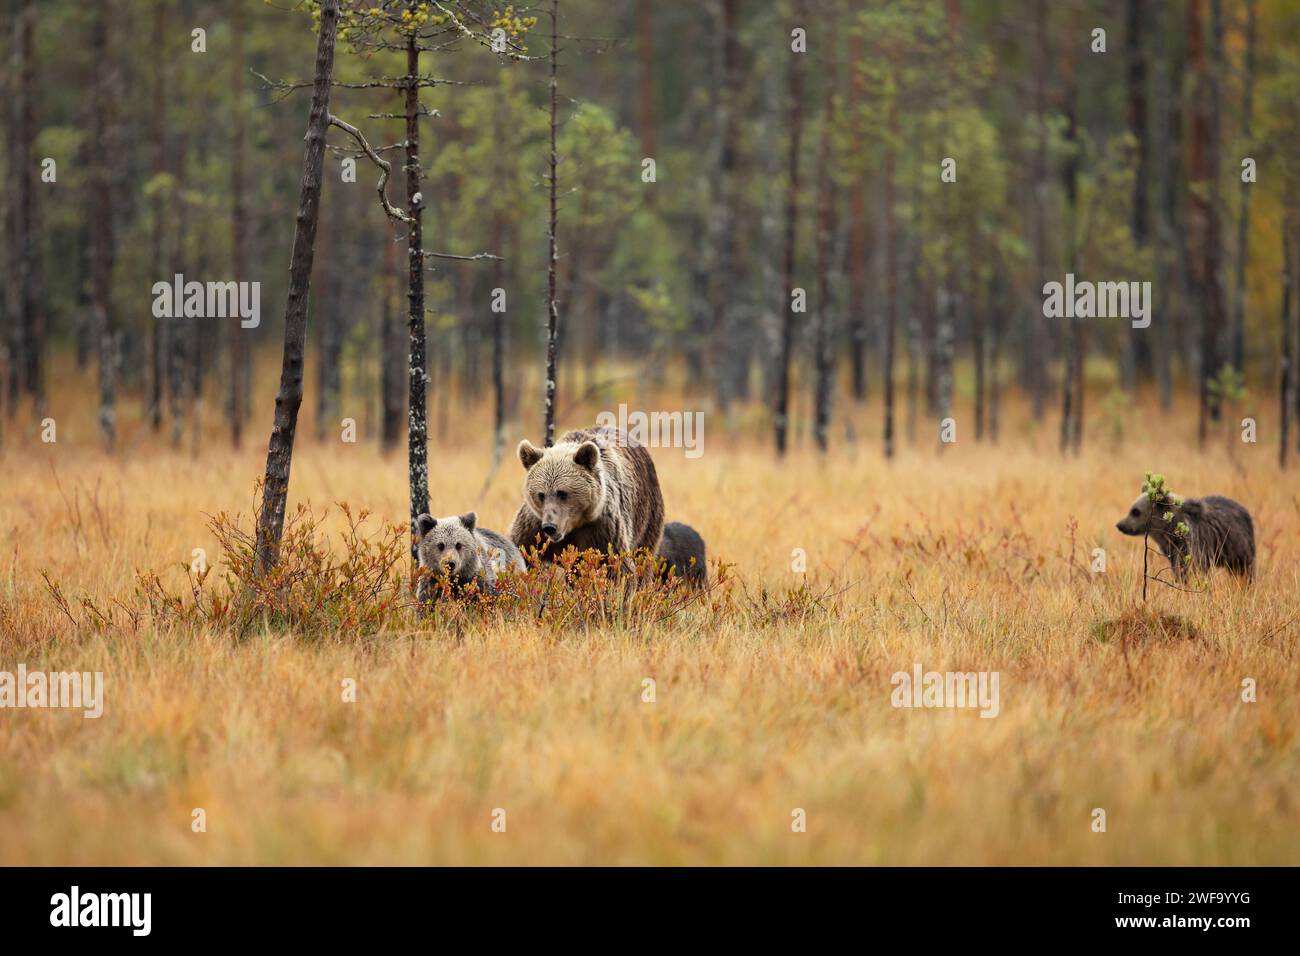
[518,439,544,470]
[1180,498,1203,517]
[574,440,600,471]
[416,513,436,539]
[459,511,477,532]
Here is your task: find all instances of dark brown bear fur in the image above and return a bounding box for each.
[1115,488,1255,581]
[509,426,665,564]
[657,521,707,587]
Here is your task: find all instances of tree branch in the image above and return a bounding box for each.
[423,250,503,262]
[327,113,413,224]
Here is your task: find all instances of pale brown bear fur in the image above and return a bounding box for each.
[509,426,665,564]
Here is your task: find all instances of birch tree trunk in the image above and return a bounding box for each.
[404,31,430,549]
[543,0,560,447]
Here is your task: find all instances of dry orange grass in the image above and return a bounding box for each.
[0,355,1297,864]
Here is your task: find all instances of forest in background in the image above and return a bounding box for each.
[3,0,1300,466]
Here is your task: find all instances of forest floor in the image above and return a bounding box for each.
[1,371,1297,865]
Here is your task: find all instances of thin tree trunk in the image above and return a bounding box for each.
[254,0,339,575]
[906,148,923,447]
[3,0,18,416]
[1188,0,1223,446]
[1060,0,1083,455]
[405,31,430,549]
[1207,0,1226,411]
[1030,0,1050,420]
[543,0,560,446]
[229,0,247,447]
[774,3,804,457]
[847,32,868,401]
[74,222,91,371]
[19,0,42,411]
[710,0,740,413]
[637,0,655,209]
[1281,222,1294,468]
[1230,0,1257,375]
[1123,0,1150,392]
[90,3,118,451]
[380,216,403,451]
[812,31,836,453]
[972,224,985,442]
[936,0,960,453]
[148,0,167,432]
[170,131,189,451]
[906,317,918,444]
[6,0,27,412]
[190,206,207,460]
[1152,0,1175,409]
[315,205,342,441]
[989,271,1003,443]
[883,96,898,460]
[491,217,506,462]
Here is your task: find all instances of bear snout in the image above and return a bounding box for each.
[541,522,560,541]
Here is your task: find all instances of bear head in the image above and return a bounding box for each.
[517,437,605,544]
[415,512,481,586]
[1116,483,1193,537]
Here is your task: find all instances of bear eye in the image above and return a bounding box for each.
[537,492,545,502]
[437,543,445,551]
[1130,508,1140,518]
[455,542,462,551]
[556,490,568,501]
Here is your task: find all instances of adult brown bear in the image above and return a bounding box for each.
[509,426,665,563]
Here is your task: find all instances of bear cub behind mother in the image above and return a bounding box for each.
[509,426,665,562]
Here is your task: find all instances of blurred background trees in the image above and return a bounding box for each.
[2,0,1298,463]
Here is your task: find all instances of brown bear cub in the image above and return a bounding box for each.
[1115,478,1255,581]
[509,426,665,566]
[657,521,707,587]
[415,512,526,601]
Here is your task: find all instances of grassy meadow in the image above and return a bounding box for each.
[0,355,1297,865]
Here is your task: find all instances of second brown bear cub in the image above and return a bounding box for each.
[415,512,526,601]
[509,426,665,564]
[657,521,707,587]
[1115,482,1255,581]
